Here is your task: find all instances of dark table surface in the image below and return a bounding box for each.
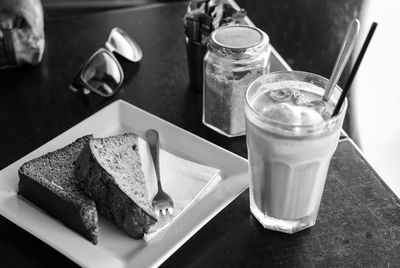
[0,1,399,267]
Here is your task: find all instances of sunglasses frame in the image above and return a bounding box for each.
[70,48,124,97]
[70,27,142,98]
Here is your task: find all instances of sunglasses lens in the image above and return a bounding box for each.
[81,51,123,96]
[106,28,143,62]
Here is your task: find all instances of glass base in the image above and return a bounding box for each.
[250,205,317,234]
[202,119,245,137]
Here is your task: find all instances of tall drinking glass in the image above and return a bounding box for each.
[245,71,347,233]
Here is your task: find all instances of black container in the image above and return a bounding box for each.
[185,37,207,93]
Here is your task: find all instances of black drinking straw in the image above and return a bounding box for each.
[331,22,378,117]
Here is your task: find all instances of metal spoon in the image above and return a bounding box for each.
[323,19,360,102]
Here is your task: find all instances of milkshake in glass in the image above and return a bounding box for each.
[245,71,347,233]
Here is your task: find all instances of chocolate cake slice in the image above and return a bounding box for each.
[75,133,157,239]
[18,135,99,244]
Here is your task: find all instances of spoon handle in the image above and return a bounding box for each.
[323,19,360,102]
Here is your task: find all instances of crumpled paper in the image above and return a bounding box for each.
[0,0,45,69]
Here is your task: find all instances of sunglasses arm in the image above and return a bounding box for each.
[69,82,91,95]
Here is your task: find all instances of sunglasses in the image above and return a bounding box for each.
[70,27,142,97]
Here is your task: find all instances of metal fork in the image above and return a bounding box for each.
[146,129,174,220]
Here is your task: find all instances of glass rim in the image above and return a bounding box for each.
[245,70,348,132]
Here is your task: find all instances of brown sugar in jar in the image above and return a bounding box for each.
[203,25,271,137]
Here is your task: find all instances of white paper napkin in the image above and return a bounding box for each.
[137,138,221,241]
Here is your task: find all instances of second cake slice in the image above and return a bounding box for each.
[75,133,157,239]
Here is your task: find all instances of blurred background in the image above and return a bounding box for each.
[41,0,400,197]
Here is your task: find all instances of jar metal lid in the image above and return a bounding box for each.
[209,25,269,58]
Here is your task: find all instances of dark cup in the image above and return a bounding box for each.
[184,37,207,93]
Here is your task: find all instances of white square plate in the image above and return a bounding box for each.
[0,100,249,268]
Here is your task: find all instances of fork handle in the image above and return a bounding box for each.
[146,129,162,190]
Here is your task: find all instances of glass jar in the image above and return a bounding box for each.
[203,25,271,137]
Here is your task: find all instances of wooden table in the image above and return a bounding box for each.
[0,2,399,267]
